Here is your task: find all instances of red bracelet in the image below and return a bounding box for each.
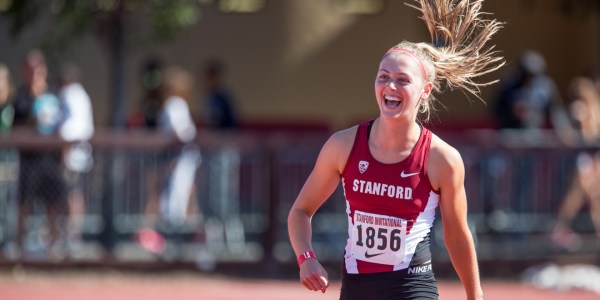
[297,251,317,266]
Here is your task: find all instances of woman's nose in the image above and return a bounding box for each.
[388,81,397,89]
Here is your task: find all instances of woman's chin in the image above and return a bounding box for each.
[379,109,405,120]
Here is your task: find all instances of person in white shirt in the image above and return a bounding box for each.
[157,67,199,225]
[137,66,200,255]
[57,62,95,250]
[59,63,94,143]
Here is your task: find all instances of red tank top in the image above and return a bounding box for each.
[341,120,440,274]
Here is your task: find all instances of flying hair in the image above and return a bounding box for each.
[385,0,505,121]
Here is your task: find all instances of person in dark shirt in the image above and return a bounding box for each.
[13,49,67,260]
[494,50,574,142]
[201,59,237,129]
[127,56,163,129]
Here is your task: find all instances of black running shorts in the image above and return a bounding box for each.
[339,265,438,300]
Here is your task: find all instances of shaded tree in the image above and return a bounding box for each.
[1,0,203,256]
[1,0,201,128]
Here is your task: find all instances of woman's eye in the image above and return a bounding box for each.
[378,74,389,80]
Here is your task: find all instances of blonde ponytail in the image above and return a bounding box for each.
[387,0,504,121]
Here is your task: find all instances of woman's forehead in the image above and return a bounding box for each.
[378,54,422,75]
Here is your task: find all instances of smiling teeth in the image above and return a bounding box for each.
[385,95,401,101]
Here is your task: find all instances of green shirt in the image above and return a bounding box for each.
[0,103,14,134]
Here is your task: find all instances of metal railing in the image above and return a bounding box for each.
[0,127,597,265]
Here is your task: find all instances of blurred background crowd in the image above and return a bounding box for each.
[0,0,599,293]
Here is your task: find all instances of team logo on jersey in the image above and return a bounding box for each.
[358,160,369,174]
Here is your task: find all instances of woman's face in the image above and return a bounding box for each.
[374,53,430,122]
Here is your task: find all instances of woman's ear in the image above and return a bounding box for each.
[421,82,433,99]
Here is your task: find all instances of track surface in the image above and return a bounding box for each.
[1,271,599,300]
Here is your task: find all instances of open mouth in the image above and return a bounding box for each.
[384,95,402,108]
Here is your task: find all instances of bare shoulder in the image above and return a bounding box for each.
[428,133,465,190]
[327,125,357,149]
[429,134,463,166]
[321,125,358,173]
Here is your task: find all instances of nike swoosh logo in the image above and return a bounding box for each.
[364,251,384,258]
[400,171,419,178]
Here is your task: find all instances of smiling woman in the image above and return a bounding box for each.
[287,0,504,299]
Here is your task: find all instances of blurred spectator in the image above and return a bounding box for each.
[494,49,574,143]
[567,77,600,144]
[57,62,95,251]
[492,50,576,214]
[200,59,237,129]
[138,66,200,255]
[128,56,166,252]
[552,152,600,251]
[551,77,600,251]
[13,49,67,260]
[0,64,14,134]
[0,64,14,260]
[127,56,164,129]
[158,67,197,143]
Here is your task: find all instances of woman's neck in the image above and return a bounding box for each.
[370,118,421,152]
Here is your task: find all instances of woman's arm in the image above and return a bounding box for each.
[287,128,354,293]
[429,137,483,300]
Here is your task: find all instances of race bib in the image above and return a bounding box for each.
[350,210,407,265]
